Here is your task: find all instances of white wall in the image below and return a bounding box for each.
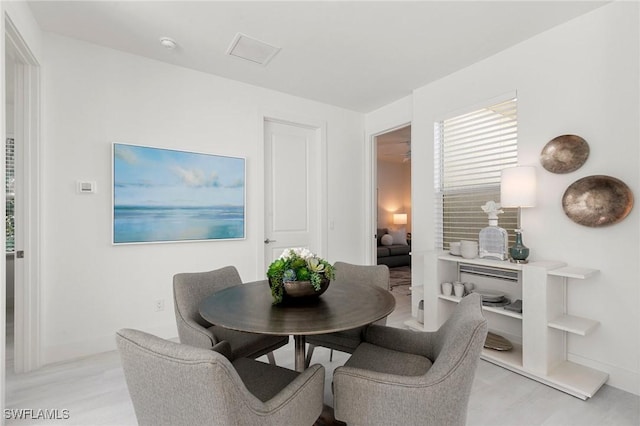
[40,33,364,363]
[4,0,43,62]
[402,2,638,394]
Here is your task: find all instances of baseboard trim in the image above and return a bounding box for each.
[42,323,177,366]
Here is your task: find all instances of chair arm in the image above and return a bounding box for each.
[333,365,428,425]
[176,317,217,349]
[261,364,325,413]
[364,324,436,359]
[211,340,233,361]
[237,364,325,425]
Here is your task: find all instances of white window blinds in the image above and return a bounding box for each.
[6,137,15,253]
[435,98,518,250]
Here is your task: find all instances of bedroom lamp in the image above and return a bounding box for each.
[501,166,536,263]
[393,213,407,225]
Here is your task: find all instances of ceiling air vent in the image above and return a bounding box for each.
[226,33,281,66]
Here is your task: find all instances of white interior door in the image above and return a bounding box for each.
[264,120,319,266]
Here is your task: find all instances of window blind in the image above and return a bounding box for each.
[435,98,518,250]
[6,137,15,253]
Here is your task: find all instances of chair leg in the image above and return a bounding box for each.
[266,351,276,365]
[305,344,316,368]
[330,349,334,362]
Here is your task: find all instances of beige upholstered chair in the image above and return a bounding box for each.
[173,265,288,363]
[117,328,325,426]
[333,293,487,426]
[305,261,390,366]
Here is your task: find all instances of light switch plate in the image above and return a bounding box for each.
[77,181,96,194]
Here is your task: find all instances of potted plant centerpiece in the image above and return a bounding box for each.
[267,248,335,304]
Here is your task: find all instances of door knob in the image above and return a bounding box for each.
[264,238,277,244]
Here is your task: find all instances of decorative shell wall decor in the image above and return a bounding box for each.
[540,134,590,174]
[562,175,634,227]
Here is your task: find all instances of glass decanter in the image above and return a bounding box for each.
[479,201,508,261]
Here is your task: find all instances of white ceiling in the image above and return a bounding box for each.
[26,1,608,113]
[377,125,411,163]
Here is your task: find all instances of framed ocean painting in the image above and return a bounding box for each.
[112,143,246,244]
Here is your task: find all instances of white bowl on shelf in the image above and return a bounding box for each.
[449,242,461,256]
[460,240,478,259]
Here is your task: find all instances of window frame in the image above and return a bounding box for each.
[434,96,519,251]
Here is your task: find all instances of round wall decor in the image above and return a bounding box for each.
[562,175,633,227]
[540,134,590,174]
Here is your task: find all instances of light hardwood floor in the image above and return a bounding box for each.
[5,287,639,425]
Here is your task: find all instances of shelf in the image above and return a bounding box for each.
[438,295,523,320]
[482,351,608,400]
[545,361,609,400]
[438,253,523,271]
[481,342,523,370]
[438,294,462,303]
[431,251,607,399]
[483,305,523,320]
[548,266,599,279]
[548,315,599,336]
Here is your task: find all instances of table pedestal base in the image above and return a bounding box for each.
[294,335,306,372]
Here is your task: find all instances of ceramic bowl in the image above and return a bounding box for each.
[450,242,461,256]
[460,240,478,259]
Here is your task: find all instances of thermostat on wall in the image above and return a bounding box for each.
[77,181,96,194]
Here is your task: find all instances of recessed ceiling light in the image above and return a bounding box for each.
[159,37,177,50]
[226,33,281,66]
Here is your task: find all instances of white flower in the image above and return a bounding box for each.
[279,247,315,260]
[307,257,325,273]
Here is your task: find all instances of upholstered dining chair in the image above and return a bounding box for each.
[333,293,488,426]
[305,261,390,366]
[173,265,288,363]
[116,328,325,426]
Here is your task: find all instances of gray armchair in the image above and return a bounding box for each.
[173,265,288,363]
[305,262,390,366]
[333,293,487,426]
[116,328,325,426]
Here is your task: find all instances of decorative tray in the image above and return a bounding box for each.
[484,332,513,351]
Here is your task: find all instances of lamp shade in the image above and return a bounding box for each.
[501,166,537,208]
[393,213,407,225]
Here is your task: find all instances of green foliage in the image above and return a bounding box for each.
[266,248,334,304]
[296,268,310,281]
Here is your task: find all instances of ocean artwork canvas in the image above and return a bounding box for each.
[113,143,245,244]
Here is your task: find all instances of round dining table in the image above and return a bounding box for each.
[199,280,396,371]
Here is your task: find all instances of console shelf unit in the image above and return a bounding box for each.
[408,251,608,400]
[438,294,523,320]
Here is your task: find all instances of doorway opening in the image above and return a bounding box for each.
[4,15,42,380]
[5,32,16,376]
[375,125,412,292]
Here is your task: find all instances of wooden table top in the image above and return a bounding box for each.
[199,280,396,336]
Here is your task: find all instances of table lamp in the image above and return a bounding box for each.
[500,166,536,263]
[393,213,407,226]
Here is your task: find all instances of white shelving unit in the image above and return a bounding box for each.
[411,251,608,400]
[547,315,599,336]
[438,294,523,319]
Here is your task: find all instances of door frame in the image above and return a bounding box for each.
[4,14,42,375]
[365,122,412,265]
[258,112,327,278]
